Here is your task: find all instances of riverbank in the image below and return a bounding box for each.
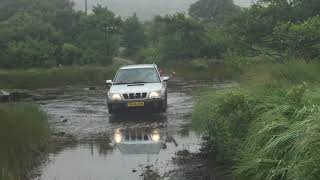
[0,58,236,90]
[192,62,320,179]
[162,59,235,80]
[0,103,50,180]
[0,66,116,89]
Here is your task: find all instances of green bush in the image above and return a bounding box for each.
[200,27,229,58]
[286,83,306,104]
[193,82,320,179]
[59,43,83,65]
[136,47,162,64]
[0,103,49,179]
[193,89,255,161]
[224,52,250,71]
[2,39,57,68]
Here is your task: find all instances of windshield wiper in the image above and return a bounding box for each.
[129,82,149,84]
[113,82,128,85]
[114,81,156,85]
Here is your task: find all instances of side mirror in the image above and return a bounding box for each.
[106,80,113,86]
[162,72,175,81]
[162,76,171,81]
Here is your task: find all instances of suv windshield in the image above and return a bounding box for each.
[114,68,160,84]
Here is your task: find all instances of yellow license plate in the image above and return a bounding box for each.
[128,101,145,107]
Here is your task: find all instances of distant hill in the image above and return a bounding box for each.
[72,0,252,20]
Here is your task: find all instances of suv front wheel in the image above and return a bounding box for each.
[162,101,167,112]
[107,104,114,114]
[161,93,167,113]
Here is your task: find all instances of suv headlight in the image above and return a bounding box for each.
[114,129,122,143]
[109,93,122,101]
[149,91,161,99]
[151,130,160,142]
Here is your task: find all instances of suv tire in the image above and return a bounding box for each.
[161,95,167,113]
[108,104,114,114]
[162,102,167,113]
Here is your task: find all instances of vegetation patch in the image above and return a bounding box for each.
[0,103,50,179]
[0,66,116,89]
[163,60,234,80]
[193,63,320,179]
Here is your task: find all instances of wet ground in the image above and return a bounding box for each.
[33,80,231,180]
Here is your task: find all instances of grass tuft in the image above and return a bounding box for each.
[0,103,49,179]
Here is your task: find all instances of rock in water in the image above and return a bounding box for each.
[0,90,10,96]
[0,90,10,102]
[9,91,33,101]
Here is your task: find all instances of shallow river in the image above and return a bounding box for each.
[33,80,230,180]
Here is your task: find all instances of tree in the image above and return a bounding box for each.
[272,15,320,59]
[0,0,33,21]
[0,13,60,45]
[0,0,126,68]
[226,5,277,47]
[0,0,74,22]
[144,16,166,46]
[158,13,206,59]
[77,5,122,64]
[257,0,320,22]
[225,0,320,51]
[0,0,83,68]
[51,9,82,42]
[121,14,146,56]
[189,0,240,23]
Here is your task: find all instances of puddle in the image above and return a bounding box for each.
[34,80,230,180]
[39,131,201,180]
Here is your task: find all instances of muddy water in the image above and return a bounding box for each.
[35,80,230,180]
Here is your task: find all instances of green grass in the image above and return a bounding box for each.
[192,62,320,180]
[163,60,235,80]
[235,104,320,180]
[0,66,116,89]
[0,103,50,180]
[241,62,320,87]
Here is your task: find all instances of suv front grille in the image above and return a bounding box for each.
[123,93,147,99]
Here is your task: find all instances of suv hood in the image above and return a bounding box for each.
[109,83,162,94]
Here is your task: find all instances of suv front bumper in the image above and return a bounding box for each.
[108,98,165,112]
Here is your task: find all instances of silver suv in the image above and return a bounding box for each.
[106,64,171,114]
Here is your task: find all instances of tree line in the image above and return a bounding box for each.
[0,0,319,68]
[0,0,123,68]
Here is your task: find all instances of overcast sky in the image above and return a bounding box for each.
[73,0,252,20]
